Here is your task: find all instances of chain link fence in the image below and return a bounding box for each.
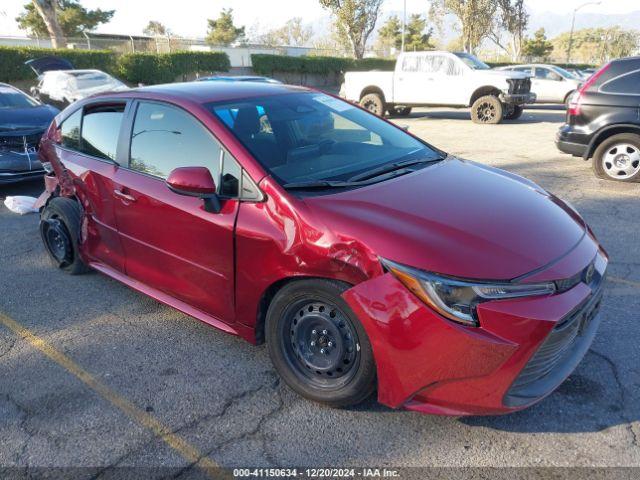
[0,34,348,67]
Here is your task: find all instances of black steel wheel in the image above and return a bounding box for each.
[40,197,90,274]
[266,279,376,407]
[41,217,73,268]
[284,300,360,389]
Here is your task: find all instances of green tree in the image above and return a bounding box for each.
[143,20,169,37]
[489,0,528,61]
[258,17,313,47]
[319,0,384,59]
[17,0,114,39]
[206,8,245,46]
[404,14,434,51]
[374,15,402,56]
[430,0,496,54]
[552,27,639,64]
[522,28,553,60]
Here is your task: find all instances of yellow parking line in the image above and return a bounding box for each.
[609,275,640,289]
[0,311,220,477]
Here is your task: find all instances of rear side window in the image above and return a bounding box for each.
[600,71,640,95]
[80,104,124,161]
[129,102,222,180]
[60,109,81,150]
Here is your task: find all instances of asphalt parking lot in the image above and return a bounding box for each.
[1,106,639,477]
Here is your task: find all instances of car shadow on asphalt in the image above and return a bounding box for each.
[0,178,44,201]
[389,105,566,124]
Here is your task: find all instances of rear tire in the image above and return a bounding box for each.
[40,197,90,275]
[503,104,524,120]
[359,93,385,117]
[470,95,503,124]
[265,279,376,408]
[592,133,640,182]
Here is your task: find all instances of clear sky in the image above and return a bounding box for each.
[0,0,637,38]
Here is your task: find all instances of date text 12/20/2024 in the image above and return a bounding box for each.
[233,468,401,478]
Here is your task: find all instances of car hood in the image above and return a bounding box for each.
[0,104,59,134]
[302,158,586,281]
[482,69,530,80]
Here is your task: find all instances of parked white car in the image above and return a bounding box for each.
[340,51,535,124]
[498,64,582,105]
[26,56,128,108]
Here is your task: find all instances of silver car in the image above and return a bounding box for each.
[498,64,582,105]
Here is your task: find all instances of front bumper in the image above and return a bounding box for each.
[500,92,536,105]
[343,239,606,416]
[0,152,45,184]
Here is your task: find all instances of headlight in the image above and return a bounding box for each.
[381,259,556,327]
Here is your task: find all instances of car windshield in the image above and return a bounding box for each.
[550,66,578,80]
[0,86,39,109]
[454,53,490,70]
[68,72,124,90]
[206,92,442,187]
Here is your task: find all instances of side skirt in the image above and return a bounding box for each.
[89,261,240,337]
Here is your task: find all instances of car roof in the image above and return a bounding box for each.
[46,69,108,75]
[100,80,311,104]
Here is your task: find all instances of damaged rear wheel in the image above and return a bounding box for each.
[266,279,376,408]
[40,197,90,275]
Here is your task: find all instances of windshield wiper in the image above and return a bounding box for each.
[347,158,440,183]
[283,180,359,190]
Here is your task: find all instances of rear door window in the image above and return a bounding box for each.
[60,109,81,150]
[600,71,640,95]
[80,104,125,161]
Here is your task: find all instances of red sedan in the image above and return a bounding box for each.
[36,81,607,415]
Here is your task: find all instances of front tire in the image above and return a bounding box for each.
[266,279,376,408]
[359,93,385,117]
[470,95,503,124]
[40,197,90,274]
[592,133,640,182]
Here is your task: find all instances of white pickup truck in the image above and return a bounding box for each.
[340,51,536,124]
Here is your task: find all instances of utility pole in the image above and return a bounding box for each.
[401,0,406,52]
[566,1,601,64]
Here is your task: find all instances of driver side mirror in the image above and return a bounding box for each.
[166,166,221,213]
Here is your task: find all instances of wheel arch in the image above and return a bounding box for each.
[469,86,502,106]
[563,89,576,105]
[254,275,355,345]
[586,124,640,159]
[359,85,386,103]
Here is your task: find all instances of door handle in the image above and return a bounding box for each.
[113,189,136,203]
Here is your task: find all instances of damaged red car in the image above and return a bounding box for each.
[37,81,607,415]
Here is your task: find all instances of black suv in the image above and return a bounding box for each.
[556,56,640,182]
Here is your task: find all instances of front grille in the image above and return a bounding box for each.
[508,78,531,95]
[511,291,602,391]
[504,253,607,407]
[0,133,43,153]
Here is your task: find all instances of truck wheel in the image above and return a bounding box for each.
[265,279,376,408]
[360,93,385,117]
[471,95,503,124]
[40,197,90,275]
[391,106,412,116]
[503,105,524,120]
[592,133,640,182]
